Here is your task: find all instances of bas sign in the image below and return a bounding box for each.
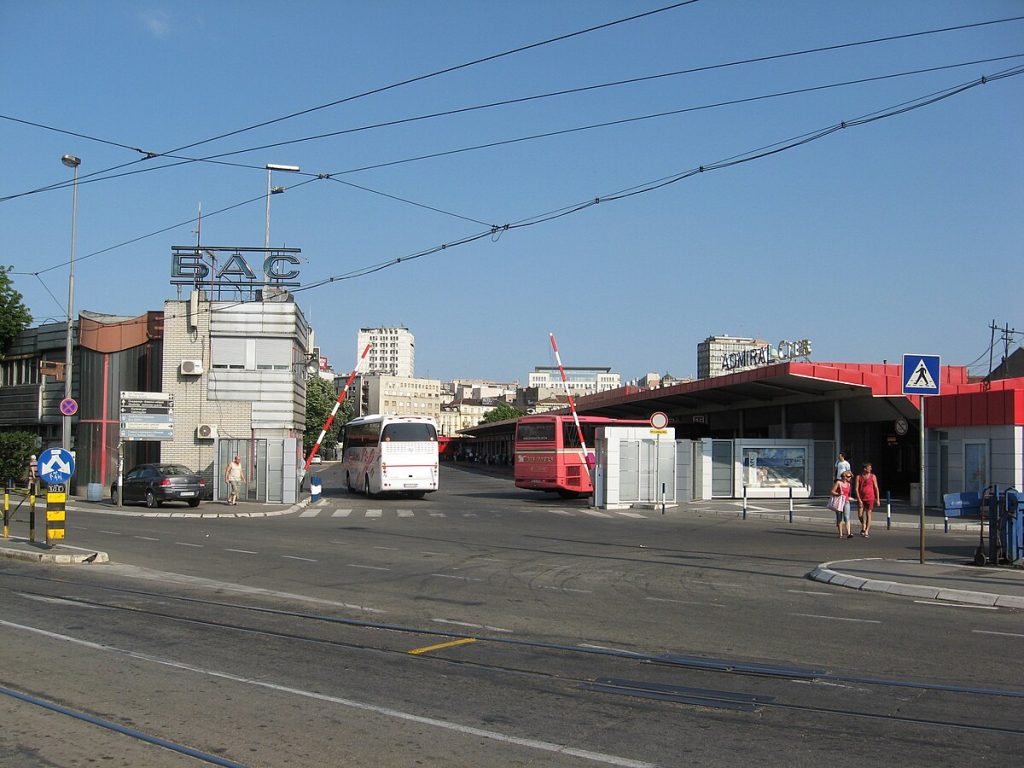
[721,339,812,372]
[171,247,301,287]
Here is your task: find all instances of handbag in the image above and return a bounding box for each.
[827,494,845,513]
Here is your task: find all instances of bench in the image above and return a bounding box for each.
[943,491,981,517]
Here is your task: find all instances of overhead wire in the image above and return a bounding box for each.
[10,51,1021,281]
[2,13,1022,201]
[13,61,1021,354]
[0,1,701,202]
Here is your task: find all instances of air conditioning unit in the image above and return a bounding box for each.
[180,359,204,376]
[196,423,218,440]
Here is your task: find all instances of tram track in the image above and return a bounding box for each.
[3,571,1023,739]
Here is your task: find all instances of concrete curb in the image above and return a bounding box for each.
[808,558,1024,609]
[0,539,109,565]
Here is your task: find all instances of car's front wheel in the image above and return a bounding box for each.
[145,490,160,509]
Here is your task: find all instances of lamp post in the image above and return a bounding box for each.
[264,164,300,249]
[61,154,81,452]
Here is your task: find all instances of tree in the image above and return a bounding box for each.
[0,431,37,487]
[303,376,349,455]
[480,402,526,424]
[0,266,32,358]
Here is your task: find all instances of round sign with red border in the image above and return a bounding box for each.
[59,398,79,416]
[650,411,669,430]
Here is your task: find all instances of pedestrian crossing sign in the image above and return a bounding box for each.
[902,354,941,396]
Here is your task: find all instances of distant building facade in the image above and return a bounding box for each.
[357,326,415,377]
[697,335,770,379]
[527,366,620,399]
[345,373,441,423]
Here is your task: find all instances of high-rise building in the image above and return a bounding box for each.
[357,326,415,377]
[697,335,770,378]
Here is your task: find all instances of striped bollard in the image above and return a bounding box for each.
[742,485,747,520]
[788,485,794,524]
[886,490,892,530]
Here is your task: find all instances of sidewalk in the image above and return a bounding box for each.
[809,558,1024,610]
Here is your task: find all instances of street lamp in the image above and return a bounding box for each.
[61,153,81,452]
[265,163,300,249]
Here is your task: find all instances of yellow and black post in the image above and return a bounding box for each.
[3,479,9,539]
[45,483,67,545]
[29,480,36,542]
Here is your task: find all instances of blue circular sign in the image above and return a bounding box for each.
[37,448,76,485]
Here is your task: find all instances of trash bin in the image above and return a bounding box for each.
[909,482,921,507]
[86,483,103,502]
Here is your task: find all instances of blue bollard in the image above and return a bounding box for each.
[886,490,891,530]
[742,485,747,520]
[310,475,322,502]
[788,485,793,524]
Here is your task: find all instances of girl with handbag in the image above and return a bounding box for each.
[830,471,854,539]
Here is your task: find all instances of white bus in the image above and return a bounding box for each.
[341,414,439,497]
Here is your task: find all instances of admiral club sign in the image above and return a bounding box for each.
[721,339,812,372]
[171,246,301,288]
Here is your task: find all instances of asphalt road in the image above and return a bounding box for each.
[1,463,1021,767]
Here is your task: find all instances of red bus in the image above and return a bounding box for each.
[514,414,647,497]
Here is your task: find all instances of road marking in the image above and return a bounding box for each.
[99,530,122,535]
[914,601,997,610]
[550,509,573,516]
[133,536,159,541]
[282,555,317,562]
[583,510,612,518]
[616,511,647,518]
[174,542,204,548]
[346,564,390,571]
[331,509,352,517]
[788,590,833,596]
[15,593,110,609]
[374,546,399,551]
[430,573,482,582]
[462,512,477,517]
[973,629,1024,638]
[644,597,725,607]
[474,557,505,562]
[431,619,513,634]
[397,509,414,518]
[429,511,446,517]
[541,586,592,594]
[315,498,328,507]
[225,548,258,555]
[366,509,382,518]
[0,619,657,768]
[408,637,478,655]
[421,551,448,556]
[791,613,881,624]
[299,509,320,517]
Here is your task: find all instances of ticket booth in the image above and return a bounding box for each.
[594,425,677,510]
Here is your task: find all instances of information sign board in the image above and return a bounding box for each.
[120,391,174,441]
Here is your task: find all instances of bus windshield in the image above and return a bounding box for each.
[381,422,437,442]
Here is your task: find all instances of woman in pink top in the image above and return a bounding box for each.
[855,463,880,538]
[831,471,853,539]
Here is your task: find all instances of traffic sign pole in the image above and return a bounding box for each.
[919,397,926,564]
[902,354,940,565]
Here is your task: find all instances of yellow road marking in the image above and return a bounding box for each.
[407,637,477,655]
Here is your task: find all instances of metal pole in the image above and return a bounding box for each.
[742,484,747,520]
[919,397,926,564]
[264,167,272,250]
[886,490,892,530]
[63,159,79,451]
[117,440,124,508]
[788,485,793,523]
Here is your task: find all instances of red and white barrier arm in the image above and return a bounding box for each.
[549,332,593,473]
[301,343,371,478]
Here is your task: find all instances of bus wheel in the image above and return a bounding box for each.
[365,474,375,498]
[407,491,426,500]
[346,472,355,493]
[557,489,583,499]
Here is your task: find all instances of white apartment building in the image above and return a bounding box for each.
[345,373,441,423]
[438,398,496,437]
[697,335,777,378]
[527,366,620,398]
[447,378,518,401]
[357,326,415,377]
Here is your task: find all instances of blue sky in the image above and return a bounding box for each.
[2,1,1022,382]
